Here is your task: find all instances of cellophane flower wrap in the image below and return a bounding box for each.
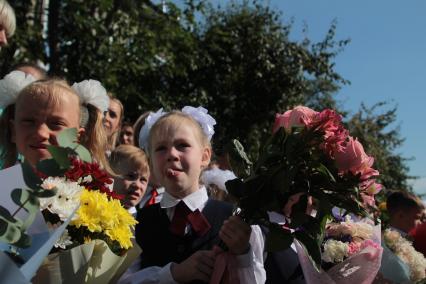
[225,106,382,270]
[25,129,140,284]
[295,215,382,284]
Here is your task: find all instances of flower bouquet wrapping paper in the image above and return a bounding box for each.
[295,217,382,284]
[225,106,382,269]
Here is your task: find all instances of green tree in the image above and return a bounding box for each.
[346,102,414,191]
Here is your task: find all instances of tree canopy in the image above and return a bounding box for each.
[1,0,413,190]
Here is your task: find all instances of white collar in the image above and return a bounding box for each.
[160,186,208,212]
[127,206,137,215]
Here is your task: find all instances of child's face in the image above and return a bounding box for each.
[103,100,121,137]
[113,161,149,209]
[150,123,211,199]
[120,125,134,145]
[12,92,82,166]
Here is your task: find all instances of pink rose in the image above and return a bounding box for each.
[348,242,361,256]
[272,106,318,133]
[360,192,376,208]
[313,109,349,157]
[334,137,374,175]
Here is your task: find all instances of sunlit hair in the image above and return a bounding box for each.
[386,190,425,216]
[106,93,124,151]
[133,111,152,148]
[13,62,47,80]
[148,111,211,156]
[0,79,77,167]
[109,144,150,178]
[0,0,16,37]
[0,79,111,172]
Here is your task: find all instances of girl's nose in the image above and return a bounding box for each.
[167,147,179,161]
[35,124,50,140]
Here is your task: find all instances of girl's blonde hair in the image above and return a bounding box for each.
[0,79,111,171]
[109,145,150,177]
[106,93,124,150]
[0,0,16,37]
[148,111,211,156]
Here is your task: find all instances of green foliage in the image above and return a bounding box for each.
[346,102,414,191]
[1,0,411,194]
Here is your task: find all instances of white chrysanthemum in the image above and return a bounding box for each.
[40,177,83,221]
[0,71,36,108]
[47,222,73,249]
[322,239,349,263]
[352,222,374,239]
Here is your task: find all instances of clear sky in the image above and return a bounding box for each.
[204,0,426,195]
[266,0,426,196]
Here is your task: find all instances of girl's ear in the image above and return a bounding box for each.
[77,127,85,142]
[10,119,16,143]
[201,146,212,168]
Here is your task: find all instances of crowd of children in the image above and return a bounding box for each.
[1,3,426,282]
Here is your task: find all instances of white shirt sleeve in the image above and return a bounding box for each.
[236,225,267,284]
[118,259,177,284]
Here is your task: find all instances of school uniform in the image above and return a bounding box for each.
[138,186,164,208]
[264,212,306,284]
[119,186,266,284]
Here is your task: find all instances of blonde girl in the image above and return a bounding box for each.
[0,0,15,47]
[121,107,266,284]
[104,93,123,151]
[0,72,110,170]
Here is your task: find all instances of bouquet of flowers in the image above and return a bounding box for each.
[380,229,426,283]
[20,128,140,283]
[295,215,382,283]
[226,106,382,268]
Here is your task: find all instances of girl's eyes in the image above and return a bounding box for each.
[177,142,190,149]
[155,145,167,152]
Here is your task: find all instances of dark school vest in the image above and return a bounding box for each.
[135,199,233,270]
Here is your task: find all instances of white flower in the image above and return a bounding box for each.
[40,177,83,221]
[47,222,73,249]
[322,239,349,263]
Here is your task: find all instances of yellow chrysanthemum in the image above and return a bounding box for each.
[71,190,137,249]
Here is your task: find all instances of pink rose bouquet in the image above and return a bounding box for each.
[226,105,382,268]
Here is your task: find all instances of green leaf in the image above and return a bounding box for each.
[32,187,57,198]
[57,128,78,147]
[12,233,31,248]
[228,139,252,178]
[37,159,67,177]
[265,223,294,252]
[316,163,336,182]
[21,161,42,190]
[73,144,92,163]
[46,145,71,169]
[0,217,23,245]
[294,231,322,271]
[0,206,21,224]
[11,188,39,231]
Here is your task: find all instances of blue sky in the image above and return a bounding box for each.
[267,0,426,195]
